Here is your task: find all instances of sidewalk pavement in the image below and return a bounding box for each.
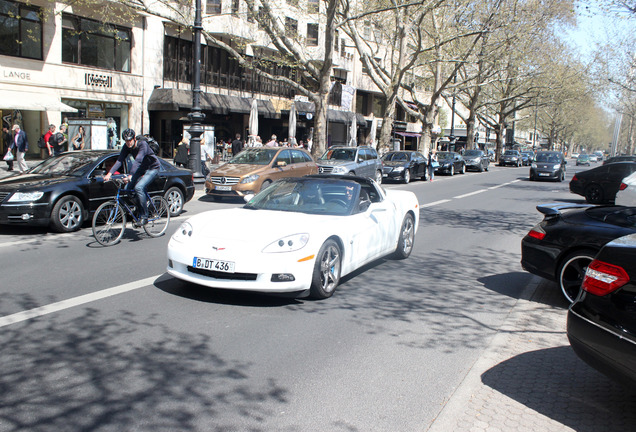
[427,276,636,432]
[0,159,40,180]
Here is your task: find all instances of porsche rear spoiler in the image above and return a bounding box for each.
[536,203,592,217]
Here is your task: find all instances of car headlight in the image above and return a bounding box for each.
[263,233,310,253]
[7,191,44,202]
[172,221,193,242]
[240,174,260,184]
[553,164,561,170]
[531,163,537,168]
[393,166,405,172]
[331,165,348,174]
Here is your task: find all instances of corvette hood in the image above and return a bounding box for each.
[183,208,332,243]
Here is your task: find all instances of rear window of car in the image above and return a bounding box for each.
[586,206,636,228]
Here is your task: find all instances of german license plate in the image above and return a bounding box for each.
[193,257,235,273]
[215,185,232,191]
[539,173,549,176]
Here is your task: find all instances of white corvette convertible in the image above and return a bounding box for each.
[167,175,419,299]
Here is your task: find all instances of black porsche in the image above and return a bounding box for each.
[0,151,194,232]
[521,203,636,303]
[567,233,636,388]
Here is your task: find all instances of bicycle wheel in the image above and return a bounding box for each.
[144,196,170,238]
[92,201,126,246]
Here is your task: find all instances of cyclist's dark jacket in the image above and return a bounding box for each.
[108,139,160,175]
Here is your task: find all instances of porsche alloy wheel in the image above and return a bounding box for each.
[584,184,603,204]
[558,250,595,303]
[309,239,342,299]
[394,213,415,259]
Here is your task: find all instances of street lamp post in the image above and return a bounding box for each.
[188,0,205,183]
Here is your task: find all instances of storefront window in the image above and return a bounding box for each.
[0,0,42,59]
[62,13,131,72]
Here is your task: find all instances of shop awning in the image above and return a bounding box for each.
[148,88,277,118]
[0,90,78,112]
[396,131,421,138]
[293,100,366,125]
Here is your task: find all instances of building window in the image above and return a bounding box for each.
[308,0,319,13]
[285,17,297,37]
[231,0,239,15]
[286,0,299,6]
[207,0,222,15]
[0,0,42,60]
[62,14,131,72]
[363,21,371,39]
[306,23,318,46]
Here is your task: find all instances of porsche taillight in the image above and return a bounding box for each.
[619,182,628,191]
[582,259,630,296]
[527,226,546,240]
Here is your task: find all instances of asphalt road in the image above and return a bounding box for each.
[0,162,586,431]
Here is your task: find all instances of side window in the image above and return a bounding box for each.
[276,149,292,165]
[369,149,378,160]
[363,184,381,202]
[291,149,305,164]
[360,148,370,161]
[302,151,313,162]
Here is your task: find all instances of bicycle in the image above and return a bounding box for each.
[92,177,171,246]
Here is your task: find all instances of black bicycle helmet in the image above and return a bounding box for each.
[122,128,136,141]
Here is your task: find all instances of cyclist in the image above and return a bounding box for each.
[103,128,160,225]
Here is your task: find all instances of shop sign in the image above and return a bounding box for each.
[2,69,31,80]
[85,73,112,88]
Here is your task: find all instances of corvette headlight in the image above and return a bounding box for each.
[172,221,193,241]
[263,233,309,253]
[8,191,44,202]
[331,165,348,174]
[241,174,260,184]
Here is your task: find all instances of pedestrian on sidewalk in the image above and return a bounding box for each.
[2,126,13,172]
[232,133,244,156]
[44,124,56,157]
[427,149,437,182]
[11,124,29,174]
[174,138,189,168]
[50,124,67,156]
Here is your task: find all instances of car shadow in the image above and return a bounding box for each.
[481,346,636,431]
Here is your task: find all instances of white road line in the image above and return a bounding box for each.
[453,189,487,199]
[487,179,520,190]
[420,199,451,208]
[0,275,159,328]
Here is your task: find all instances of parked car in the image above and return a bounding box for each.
[167,175,419,299]
[594,150,605,162]
[435,151,466,175]
[317,145,383,184]
[567,233,636,389]
[381,150,427,183]
[588,154,599,162]
[500,150,522,167]
[462,149,490,172]
[529,151,567,181]
[521,203,636,303]
[576,154,591,166]
[604,155,636,165]
[571,152,580,159]
[520,151,535,166]
[0,150,195,232]
[205,147,317,201]
[615,171,636,206]
[569,162,636,204]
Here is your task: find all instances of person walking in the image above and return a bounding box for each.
[71,125,86,150]
[427,149,437,182]
[232,133,244,156]
[174,138,189,167]
[11,124,29,174]
[2,126,13,172]
[200,135,214,177]
[44,124,56,157]
[265,134,278,147]
[50,124,68,156]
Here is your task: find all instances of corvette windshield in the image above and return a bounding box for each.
[229,148,278,165]
[245,178,361,216]
[29,154,97,176]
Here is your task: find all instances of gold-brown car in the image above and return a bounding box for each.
[205,147,318,200]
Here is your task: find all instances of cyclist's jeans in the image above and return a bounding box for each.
[127,169,159,218]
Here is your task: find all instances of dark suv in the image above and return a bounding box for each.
[317,146,383,184]
[500,150,522,167]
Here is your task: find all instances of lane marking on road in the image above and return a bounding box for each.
[488,179,521,190]
[0,275,159,328]
[420,199,452,208]
[453,189,487,199]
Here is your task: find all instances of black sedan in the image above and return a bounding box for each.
[569,161,636,204]
[381,150,427,183]
[435,151,466,176]
[462,149,489,172]
[567,233,636,389]
[521,203,636,303]
[603,155,636,165]
[529,151,566,181]
[0,151,195,232]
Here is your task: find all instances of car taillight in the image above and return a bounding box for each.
[571,174,578,182]
[619,182,628,191]
[582,259,630,296]
[527,226,546,240]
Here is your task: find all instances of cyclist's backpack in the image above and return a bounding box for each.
[139,135,160,155]
[37,134,47,149]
